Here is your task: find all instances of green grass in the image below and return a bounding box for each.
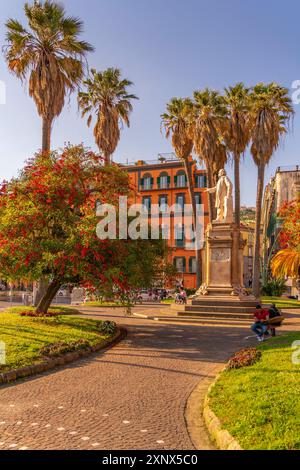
[209,332,300,450]
[5,306,80,316]
[0,311,116,372]
[262,296,300,309]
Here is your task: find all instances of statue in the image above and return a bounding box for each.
[205,169,233,223]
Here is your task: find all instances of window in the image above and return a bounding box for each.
[161,223,170,240]
[141,173,153,190]
[175,171,186,188]
[195,174,207,188]
[175,224,185,247]
[174,257,186,273]
[158,172,170,189]
[142,196,151,212]
[175,194,185,212]
[159,195,168,213]
[189,257,197,273]
[195,193,202,206]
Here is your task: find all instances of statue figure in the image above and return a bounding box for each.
[205,169,233,223]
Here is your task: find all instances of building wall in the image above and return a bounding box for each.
[124,157,209,289]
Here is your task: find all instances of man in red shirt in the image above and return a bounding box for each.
[251,305,270,341]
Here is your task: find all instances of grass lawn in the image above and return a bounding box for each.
[209,332,300,450]
[262,296,300,309]
[0,310,116,373]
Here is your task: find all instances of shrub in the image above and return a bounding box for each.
[261,278,286,297]
[226,348,262,370]
[97,320,117,335]
[19,310,59,318]
[40,339,90,357]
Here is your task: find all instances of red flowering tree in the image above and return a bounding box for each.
[271,197,300,278]
[0,146,169,314]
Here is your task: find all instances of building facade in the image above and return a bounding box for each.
[124,154,209,289]
[262,165,300,296]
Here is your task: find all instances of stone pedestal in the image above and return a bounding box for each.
[198,222,247,298]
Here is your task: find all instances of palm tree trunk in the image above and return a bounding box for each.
[233,151,241,227]
[36,277,62,315]
[252,161,265,298]
[104,152,111,166]
[206,166,215,222]
[42,117,52,152]
[35,117,52,307]
[184,160,202,288]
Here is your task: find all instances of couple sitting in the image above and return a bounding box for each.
[251,304,283,342]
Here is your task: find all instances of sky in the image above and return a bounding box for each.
[0,0,300,206]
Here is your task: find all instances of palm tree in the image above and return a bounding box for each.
[249,82,294,297]
[191,88,228,221]
[222,83,250,228]
[271,249,300,279]
[4,0,94,152]
[78,68,138,164]
[161,97,202,287]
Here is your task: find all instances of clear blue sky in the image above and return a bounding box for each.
[0,0,299,205]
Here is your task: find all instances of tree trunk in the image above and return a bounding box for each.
[104,152,111,166]
[184,160,202,288]
[42,117,52,152]
[36,278,62,315]
[233,151,241,228]
[252,161,265,298]
[35,117,52,307]
[206,166,215,222]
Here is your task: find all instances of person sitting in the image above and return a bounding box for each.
[268,303,284,336]
[251,305,270,342]
[179,288,187,304]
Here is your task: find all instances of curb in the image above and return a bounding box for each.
[0,327,126,386]
[185,370,221,450]
[202,367,242,450]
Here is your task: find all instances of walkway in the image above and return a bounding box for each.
[0,304,267,450]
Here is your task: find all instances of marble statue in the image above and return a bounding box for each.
[206,169,233,223]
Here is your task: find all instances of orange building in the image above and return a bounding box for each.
[124,154,209,289]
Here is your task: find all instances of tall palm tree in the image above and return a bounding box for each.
[4,0,94,152]
[78,68,138,165]
[222,83,250,228]
[249,82,294,297]
[161,97,202,287]
[191,88,228,221]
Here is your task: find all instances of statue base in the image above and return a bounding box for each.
[195,222,254,300]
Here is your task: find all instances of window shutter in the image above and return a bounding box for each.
[182,257,186,273]
[157,177,161,187]
[140,178,144,189]
[174,175,178,187]
[204,175,207,187]
[189,257,192,273]
[151,177,154,187]
[167,176,170,186]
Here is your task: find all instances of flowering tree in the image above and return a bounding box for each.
[271,197,300,279]
[0,146,169,314]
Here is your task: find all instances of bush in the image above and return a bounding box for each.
[226,348,262,370]
[40,339,90,357]
[19,310,59,318]
[97,320,117,335]
[261,278,286,297]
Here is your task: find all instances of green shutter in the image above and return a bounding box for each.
[151,177,154,187]
[157,177,161,187]
[174,175,178,187]
[167,176,170,187]
[182,257,186,273]
[204,175,207,187]
[140,178,144,189]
